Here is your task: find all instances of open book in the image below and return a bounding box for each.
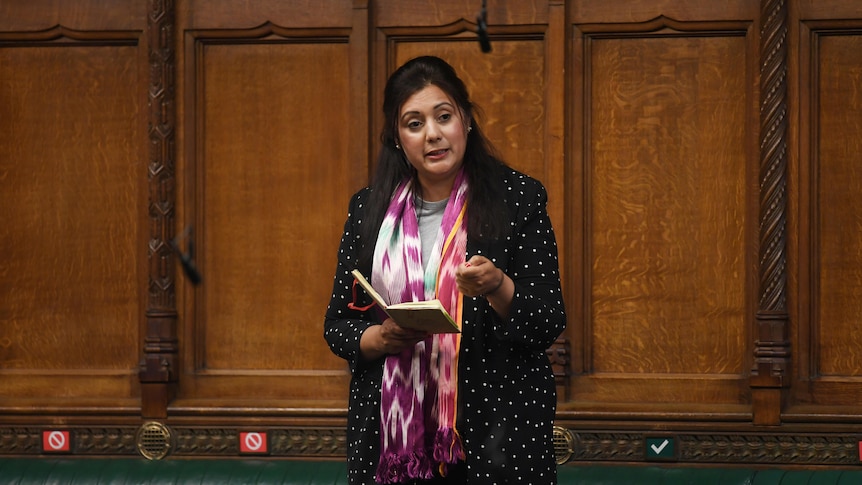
[351,269,460,334]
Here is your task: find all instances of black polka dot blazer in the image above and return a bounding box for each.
[324,167,567,484]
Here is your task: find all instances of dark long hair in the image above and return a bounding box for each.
[359,56,509,267]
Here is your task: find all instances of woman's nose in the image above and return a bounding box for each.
[426,123,442,141]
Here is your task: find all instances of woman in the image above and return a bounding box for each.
[324,56,566,484]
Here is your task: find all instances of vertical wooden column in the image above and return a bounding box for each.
[751,0,790,426]
[351,0,371,169]
[546,0,571,402]
[139,0,178,419]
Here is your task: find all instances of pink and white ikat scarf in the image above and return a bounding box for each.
[371,169,468,483]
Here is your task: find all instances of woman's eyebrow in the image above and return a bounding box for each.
[400,110,421,121]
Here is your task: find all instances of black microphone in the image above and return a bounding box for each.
[177,251,203,286]
[171,225,203,285]
[477,0,491,53]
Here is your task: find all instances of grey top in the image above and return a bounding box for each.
[415,197,448,270]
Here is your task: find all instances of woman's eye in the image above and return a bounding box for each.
[438,113,451,122]
[407,120,422,129]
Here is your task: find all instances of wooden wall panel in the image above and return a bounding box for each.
[0,0,145,31]
[589,35,747,376]
[184,41,354,401]
[790,20,862,413]
[179,0,354,29]
[815,34,862,379]
[0,34,144,409]
[567,12,756,412]
[375,0,549,27]
[199,44,352,374]
[171,2,363,409]
[588,35,748,377]
[570,0,755,23]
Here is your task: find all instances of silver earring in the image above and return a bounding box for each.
[467,126,473,133]
[395,142,401,150]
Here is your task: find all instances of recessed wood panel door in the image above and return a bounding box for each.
[815,34,862,380]
[0,30,145,408]
[178,34,358,406]
[793,24,862,411]
[567,5,758,414]
[589,35,748,371]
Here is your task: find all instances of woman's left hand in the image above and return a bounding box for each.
[455,255,504,297]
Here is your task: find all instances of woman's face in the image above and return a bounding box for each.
[397,84,469,201]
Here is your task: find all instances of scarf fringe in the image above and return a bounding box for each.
[432,427,465,465]
[374,450,435,484]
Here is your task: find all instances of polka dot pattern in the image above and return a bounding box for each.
[325,168,567,484]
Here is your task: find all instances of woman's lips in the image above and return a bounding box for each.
[426,148,449,159]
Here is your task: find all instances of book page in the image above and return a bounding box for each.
[350,269,460,334]
[350,269,388,308]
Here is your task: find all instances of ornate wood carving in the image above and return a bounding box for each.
[679,434,858,464]
[0,25,137,45]
[0,428,42,455]
[139,0,179,418]
[0,427,137,455]
[170,427,348,456]
[0,426,346,457]
[2,424,859,465]
[566,431,859,465]
[270,428,348,456]
[66,428,139,455]
[546,338,572,400]
[750,0,791,425]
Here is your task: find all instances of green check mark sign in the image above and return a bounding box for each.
[645,437,676,461]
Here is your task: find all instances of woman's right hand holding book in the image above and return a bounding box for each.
[359,318,430,361]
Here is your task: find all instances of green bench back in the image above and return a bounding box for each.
[3,459,862,484]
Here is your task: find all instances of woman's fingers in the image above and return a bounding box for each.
[379,318,428,354]
[456,256,501,296]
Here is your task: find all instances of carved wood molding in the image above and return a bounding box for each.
[171,427,347,456]
[0,427,138,455]
[185,22,351,40]
[751,0,791,394]
[2,425,858,465]
[565,431,859,465]
[575,14,750,37]
[0,426,345,458]
[0,25,139,45]
[546,337,572,400]
[140,0,179,417]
